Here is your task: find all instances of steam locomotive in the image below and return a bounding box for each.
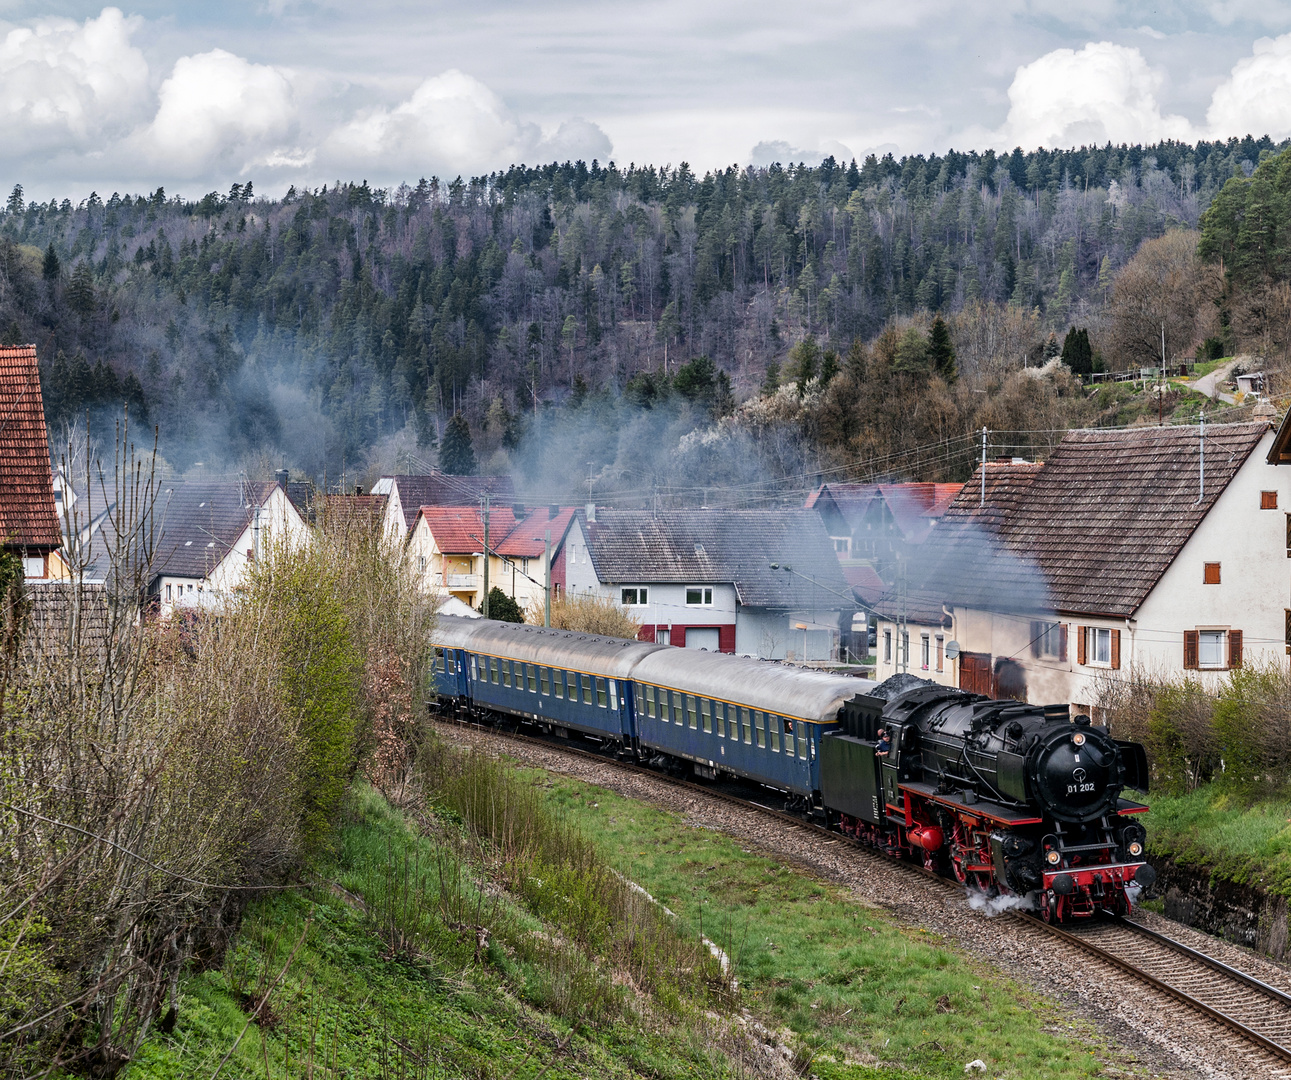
[430,616,1154,922]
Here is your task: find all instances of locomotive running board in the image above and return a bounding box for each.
[898,780,1044,826]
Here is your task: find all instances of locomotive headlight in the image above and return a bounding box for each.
[1072,732,1086,746]
[1046,849,1062,865]
[1129,842,1143,857]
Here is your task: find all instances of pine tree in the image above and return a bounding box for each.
[438,413,477,475]
[927,316,957,382]
[42,244,60,281]
[1060,327,1094,376]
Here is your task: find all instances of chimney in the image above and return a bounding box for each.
[585,502,597,522]
[275,468,289,490]
[355,486,364,496]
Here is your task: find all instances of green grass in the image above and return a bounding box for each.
[1143,784,1291,896]
[123,759,1149,1080]
[535,771,1133,1079]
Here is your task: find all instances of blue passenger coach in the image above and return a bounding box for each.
[430,616,663,744]
[431,615,877,803]
[629,648,876,796]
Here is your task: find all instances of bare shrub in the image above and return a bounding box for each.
[527,593,642,639]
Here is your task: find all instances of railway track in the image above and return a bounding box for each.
[438,715,1291,1071]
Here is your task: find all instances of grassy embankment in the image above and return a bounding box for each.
[1142,786,1291,897]
[124,745,1135,1080]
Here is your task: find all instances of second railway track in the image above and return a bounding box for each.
[437,715,1291,1076]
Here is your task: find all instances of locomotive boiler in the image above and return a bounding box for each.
[821,681,1154,922]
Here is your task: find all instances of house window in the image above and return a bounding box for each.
[920,634,930,670]
[935,634,944,672]
[883,630,892,663]
[833,537,850,555]
[418,556,427,573]
[657,627,670,646]
[165,583,172,600]
[1204,562,1221,585]
[901,631,909,668]
[1198,630,1225,669]
[686,587,714,606]
[1031,621,1067,659]
[1263,491,1278,509]
[621,587,648,605]
[1090,627,1111,665]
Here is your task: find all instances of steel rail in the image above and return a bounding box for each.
[436,713,1291,1067]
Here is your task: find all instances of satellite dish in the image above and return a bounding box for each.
[944,640,961,660]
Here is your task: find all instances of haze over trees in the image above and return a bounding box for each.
[0,134,1284,493]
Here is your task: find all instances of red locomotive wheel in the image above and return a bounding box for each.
[1039,891,1054,923]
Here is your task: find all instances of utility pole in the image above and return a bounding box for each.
[544,529,552,628]
[1159,322,1166,426]
[1198,414,1205,504]
[980,426,988,507]
[481,492,490,618]
[896,558,908,675]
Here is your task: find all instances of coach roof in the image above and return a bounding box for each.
[432,615,666,679]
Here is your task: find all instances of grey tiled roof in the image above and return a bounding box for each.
[386,473,515,531]
[584,509,852,609]
[893,421,1270,619]
[150,481,279,580]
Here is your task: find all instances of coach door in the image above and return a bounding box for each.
[959,652,994,698]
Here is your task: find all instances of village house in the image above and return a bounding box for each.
[408,504,577,613]
[373,472,514,545]
[147,477,309,616]
[873,419,1291,713]
[806,481,960,574]
[0,345,61,582]
[560,507,853,661]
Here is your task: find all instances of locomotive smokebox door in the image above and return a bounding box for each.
[820,732,884,825]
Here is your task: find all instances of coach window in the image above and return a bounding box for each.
[540,668,550,695]
[609,681,618,710]
[580,674,592,704]
[524,665,534,692]
[470,656,478,680]
[634,684,645,715]
[714,701,725,737]
[798,724,809,760]
[683,695,695,728]
[700,698,712,733]
[646,685,657,718]
[673,692,685,726]
[597,678,608,708]
[769,714,782,752]
[554,670,564,698]
[742,708,753,744]
[751,711,763,748]
[489,657,498,684]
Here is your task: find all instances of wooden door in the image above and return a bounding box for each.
[959,651,994,697]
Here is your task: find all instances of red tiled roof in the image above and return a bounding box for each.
[842,563,887,606]
[416,505,518,554]
[387,473,515,531]
[496,506,577,557]
[0,345,60,550]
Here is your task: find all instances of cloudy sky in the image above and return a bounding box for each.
[4,1,1291,200]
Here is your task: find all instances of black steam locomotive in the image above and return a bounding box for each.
[821,680,1154,922]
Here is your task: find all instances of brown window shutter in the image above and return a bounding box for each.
[1030,620,1042,658]
[1286,513,1291,555]
[1286,609,1291,648]
[1077,626,1087,666]
[1059,623,1069,662]
[1110,628,1121,669]
[1183,630,1199,670]
[1204,562,1221,584]
[1229,629,1243,669]
[1263,490,1279,510]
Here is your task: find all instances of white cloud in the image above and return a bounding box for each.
[134,49,297,177]
[0,7,149,154]
[1207,33,1291,140]
[323,69,612,176]
[992,41,1193,150]
[749,138,854,166]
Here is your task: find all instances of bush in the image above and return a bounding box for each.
[529,593,642,639]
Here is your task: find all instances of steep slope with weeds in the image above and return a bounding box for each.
[0,448,433,1076]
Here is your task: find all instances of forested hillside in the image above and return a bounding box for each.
[1,135,1281,492]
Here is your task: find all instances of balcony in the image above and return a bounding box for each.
[443,573,478,590]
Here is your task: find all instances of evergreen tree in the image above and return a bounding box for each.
[892,327,929,375]
[927,316,957,382]
[438,413,477,475]
[42,244,60,281]
[761,359,781,396]
[5,184,22,215]
[480,586,523,623]
[1060,327,1094,376]
[66,263,95,317]
[1043,331,1061,360]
